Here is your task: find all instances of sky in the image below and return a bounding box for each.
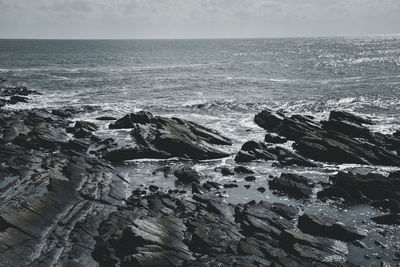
[0,0,399,39]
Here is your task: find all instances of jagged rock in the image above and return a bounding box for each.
[269,173,314,199]
[9,95,29,104]
[66,120,99,139]
[93,191,355,266]
[298,214,367,241]
[253,109,400,166]
[104,111,231,161]
[51,105,100,118]
[371,199,400,213]
[280,230,349,264]
[174,167,201,184]
[0,98,6,108]
[224,183,238,188]
[318,172,400,203]
[235,141,276,162]
[257,187,266,193]
[234,166,255,174]
[215,166,235,176]
[0,108,127,267]
[371,213,400,225]
[245,176,256,182]
[329,111,374,125]
[62,138,90,152]
[235,141,318,167]
[67,120,98,133]
[96,116,117,121]
[264,133,287,144]
[191,183,204,194]
[0,85,39,97]
[202,181,222,191]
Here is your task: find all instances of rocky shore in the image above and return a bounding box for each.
[1,80,400,266]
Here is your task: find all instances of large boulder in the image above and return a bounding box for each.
[174,167,201,184]
[371,213,400,225]
[298,213,367,241]
[268,173,314,199]
[104,111,232,161]
[318,172,400,203]
[235,141,318,167]
[253,109,400,166]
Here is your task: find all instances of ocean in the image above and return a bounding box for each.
[1,36,400,265]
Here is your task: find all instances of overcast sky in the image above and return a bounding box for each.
[0,0,399,39]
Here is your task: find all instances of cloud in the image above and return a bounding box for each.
[0,0,399,38]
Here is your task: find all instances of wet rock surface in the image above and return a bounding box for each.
[269,173,314,199]
[0,81,40,107]
[318,171,400,204]
[1,83,400,266]
[104,111,232,161]
[93,192,355,267]
[0,108,127,267]
[298,214,367,241]
[235,140,319,167]
[253,109,400,166]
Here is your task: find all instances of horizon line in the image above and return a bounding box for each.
[1,32,400,41]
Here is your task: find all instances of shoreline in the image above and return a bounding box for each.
[1,79,400,266]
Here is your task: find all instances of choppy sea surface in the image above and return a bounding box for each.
[1,36,400,265]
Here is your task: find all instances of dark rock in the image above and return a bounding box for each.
[372,213,400,225]
[374,240,387,249]
[215,166,235,176]
[253,109,400,167]
[51,105,100,118]
[202,181,222,191]
[0,98,6,108]
[95,116,117,121]
[279,230,348,264]
[298,213,367,241]
[317,186,351,201]
[245,176,256,182]
[234,166,255,174]
[257,187,266,193]
[224,183,238,188]
[329,110,374,125]
[371,199,400,213]
[67,121,98,134]
[148,185,159,192]
[234,141,275,162]
[353,240,368,249]
[104,111,231,161]
[235,140,318,167]
[109,111,155,128]
[264,133,287,144]
[0,109,127,267]
[254,109,286,131]
[191,183,204,194]
[9,95,29,104]
[0,85,39,97]
[319,172,400,203]
[174,167,201,184]
[93,189,356,266]
[269,173,314,199]
[152,166,173,177]
[322,119,371,138]
[62,138,90,152]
